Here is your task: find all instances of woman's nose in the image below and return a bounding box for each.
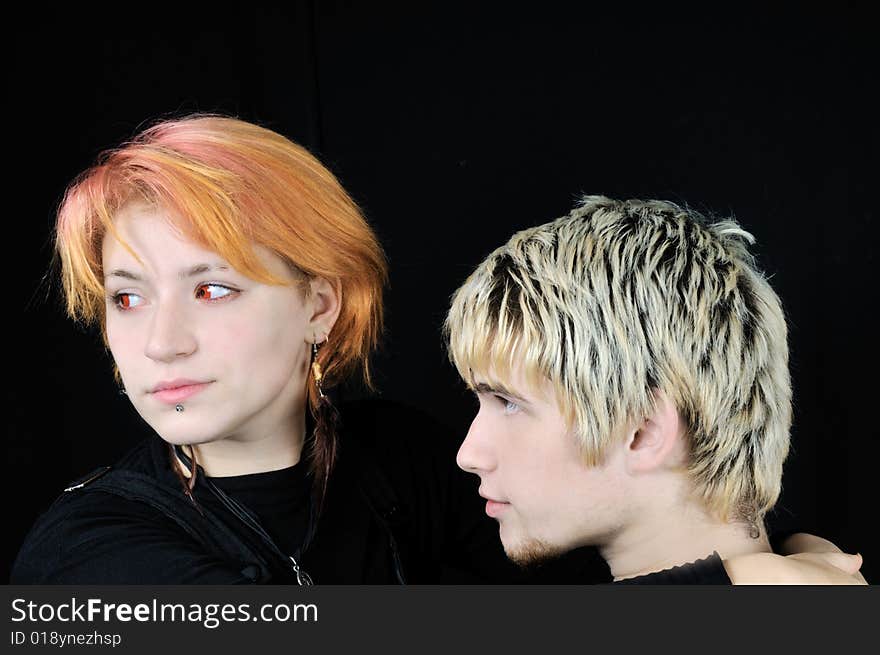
[144,301,197,363]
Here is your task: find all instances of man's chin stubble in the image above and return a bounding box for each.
[505,538,566,570]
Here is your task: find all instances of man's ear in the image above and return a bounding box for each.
[306,276,342,342]
[623,390,686,474]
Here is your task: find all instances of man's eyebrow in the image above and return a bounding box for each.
[104,263,230,281]
[472,382,529,404]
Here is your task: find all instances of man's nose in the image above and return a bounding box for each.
[144,300,197,363]
[456,412,497,474]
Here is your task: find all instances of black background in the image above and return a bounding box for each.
[7,4,876,582]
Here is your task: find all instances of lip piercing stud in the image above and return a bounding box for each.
[175,404,184,413]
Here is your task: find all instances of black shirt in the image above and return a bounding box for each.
[210,464,312,560]
[613,552,732,584]
[10,399,528,584]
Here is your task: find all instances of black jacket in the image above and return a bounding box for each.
[11,399,524,584]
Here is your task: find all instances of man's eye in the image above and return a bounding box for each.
[111,293,144,310]
[496,395,520,415]
[195,284,236,301]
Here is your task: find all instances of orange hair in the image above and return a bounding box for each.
[55,114,388,498]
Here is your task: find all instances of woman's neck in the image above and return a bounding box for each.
[175,409,307,478]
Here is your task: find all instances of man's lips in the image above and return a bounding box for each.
[149,380,213,404]
[485,499,509,518]
[480,491,510,518]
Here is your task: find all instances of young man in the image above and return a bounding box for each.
[445,196,859,583]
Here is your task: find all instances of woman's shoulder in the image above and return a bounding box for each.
[11,434,160,584]
[9,435,246,584]
[15,434,171,549]
[10,479,178,583]
[22,435,163,531]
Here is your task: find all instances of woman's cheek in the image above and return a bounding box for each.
[106,322,142,370]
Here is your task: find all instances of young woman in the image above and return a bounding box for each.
[11,115,863,584]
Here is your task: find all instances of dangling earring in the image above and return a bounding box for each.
[311,340,326,399]
[309,335,340,518]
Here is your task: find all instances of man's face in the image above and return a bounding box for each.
[456,367,627,566]
[102,202,314,447]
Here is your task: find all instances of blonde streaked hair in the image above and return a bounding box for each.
[445,195,791,523]
[54,114,388,503]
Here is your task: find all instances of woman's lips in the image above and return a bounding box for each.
[485,500,510,518]
[151,382,212,404]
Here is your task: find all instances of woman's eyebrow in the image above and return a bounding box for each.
[104,263,230,281]
[104,269,142,281]
[180,263,230,278]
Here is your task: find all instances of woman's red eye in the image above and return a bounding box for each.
[195,284,232,300]
[115,293,142,309]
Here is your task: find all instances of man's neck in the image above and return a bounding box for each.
[599,500,771,581]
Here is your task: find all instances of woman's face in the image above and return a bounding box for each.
[102,202,331,448]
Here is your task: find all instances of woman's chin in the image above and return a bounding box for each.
[151,428,224,448]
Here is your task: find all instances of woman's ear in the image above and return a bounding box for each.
[623,390,687,474]
[306,276,342,341]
